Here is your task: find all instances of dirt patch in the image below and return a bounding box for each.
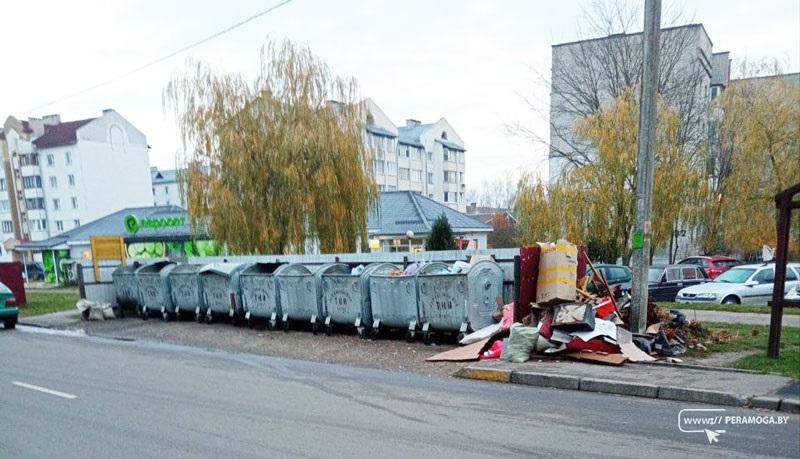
[56,317,467,377]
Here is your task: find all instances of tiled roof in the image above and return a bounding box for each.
[366,125,397,138]
[368,191,491,236]
[17,205,190,250]
[32,118,96,149]
[436,138,466,151]
[397,123,434,145]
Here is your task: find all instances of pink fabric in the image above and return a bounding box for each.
[480,340,504,360]
[500,303,515,331]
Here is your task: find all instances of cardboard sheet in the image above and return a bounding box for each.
[620,342,657,362]
[563,350,627,366]
[426,338,491,362]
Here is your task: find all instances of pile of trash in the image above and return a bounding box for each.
[429,239,711,366]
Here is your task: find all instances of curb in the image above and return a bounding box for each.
[455,365,797,411]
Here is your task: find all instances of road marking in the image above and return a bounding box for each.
[12,381,77,400]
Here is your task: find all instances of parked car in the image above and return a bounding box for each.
[586,264,632,297]
[647,264,710,302]
[678,255,740,279]
[676,263,800,305]
[22,262,45,281]
[0,281,17,329]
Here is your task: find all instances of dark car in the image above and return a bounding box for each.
[678,256,740,279]
[586,264,632,296]
[22,263,45,281]
[647,264,709,302]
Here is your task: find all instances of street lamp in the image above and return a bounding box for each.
[406,230,414,252]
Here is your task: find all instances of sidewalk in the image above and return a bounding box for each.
[678,309,800,327]
[457,359,800,413]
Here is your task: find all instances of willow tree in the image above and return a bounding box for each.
[165,40,377,254]
[515,88,703,263]
[703,65,800,253]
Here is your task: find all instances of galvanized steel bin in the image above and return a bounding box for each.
[276,263,343,333]
[417,260,505,342]
[368,263,421,341]
[198,263,251,324]
[136,261,178,320]
[321,263,387,337]
[169,264,205,320]
[112,264,141,317]
[239,262,285,329]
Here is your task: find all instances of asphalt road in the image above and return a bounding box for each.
[1,327,798,459]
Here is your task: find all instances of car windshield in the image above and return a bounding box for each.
[714,260,739,268]
[714,268,755,283]
[647,268,662,283]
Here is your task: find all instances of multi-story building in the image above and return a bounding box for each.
[0,109,152,261]
[150,167,183,207]
[548,24,730,183]
[363,99,467,212]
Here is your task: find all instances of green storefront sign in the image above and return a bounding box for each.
[124,214,185,234]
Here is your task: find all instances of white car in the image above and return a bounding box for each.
[676,263,800,305]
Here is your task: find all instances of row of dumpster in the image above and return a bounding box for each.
[112,260,507,342]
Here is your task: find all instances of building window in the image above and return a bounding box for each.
[399,167,410,180]
[386,162,397,176]
[23,176,42,189]
[0,200,8,212]
[71,197,78,209]
[26,198,45,210]
[49,176,58,188]
[443,149,450,162]
[374,160,385,175]
[404,147,410,158]
[1,221,12,234]
[65,151,72,165]
[73,219,80,227]
[443,191,450,202]
[458,152,464,163]
[56,220,64,232]
[411,169,422,182]
[427,151,432,161]
[164,186,169,194]
[443,171,456,183]
[33,219,47,231]
[152,187,155,195]
[52,199,60,210]
[459,172,464,183]
[20,154,39,166]
[427,172,433,184]
[68,174,75,187]
[47,154,55,166]
[441,131,448,140]
[0,179,5,191]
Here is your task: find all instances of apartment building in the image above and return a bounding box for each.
[0,110,152,261]
[364,99,467,212]
[151,167,183,207]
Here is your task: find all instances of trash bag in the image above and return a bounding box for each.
[502,325,540,363]
[76,299,116,321]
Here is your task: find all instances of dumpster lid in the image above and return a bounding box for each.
[318,263,351,276]
[417,262,451,275]
[199,262,247,277]
[113,263,141,275]
[370,263,404,276]
[171,263,204,274]
[275,263,316,276]
[241,262,285,275]
[135,260,177,274]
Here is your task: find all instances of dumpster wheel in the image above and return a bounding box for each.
[369,327,380,340]
[423,330,432,345]
[325,324,333,336]
[405,329,415,343]
[283,321,289,332]
[141,309,149,321]
[195,312,203,324]
[357,327,367,339]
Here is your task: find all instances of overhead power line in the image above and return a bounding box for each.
[25,0,295,112]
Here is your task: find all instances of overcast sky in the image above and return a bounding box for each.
[1,0,797,189]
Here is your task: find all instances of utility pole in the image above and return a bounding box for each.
[630,0,661,333]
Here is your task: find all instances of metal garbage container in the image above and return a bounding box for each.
[198,263,251,325]
[417,260,505,343]
[169,264,205,321]
[320,263,388,337]
[112,263,142,317]
[136,261,178,321]
[368,263,423,341]
[276,263,344,334]
[239,262,285,330]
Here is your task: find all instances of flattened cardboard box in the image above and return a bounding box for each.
[536,239,578,306]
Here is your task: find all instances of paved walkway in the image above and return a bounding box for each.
[678,309,800,327]
[458,359,800,411]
